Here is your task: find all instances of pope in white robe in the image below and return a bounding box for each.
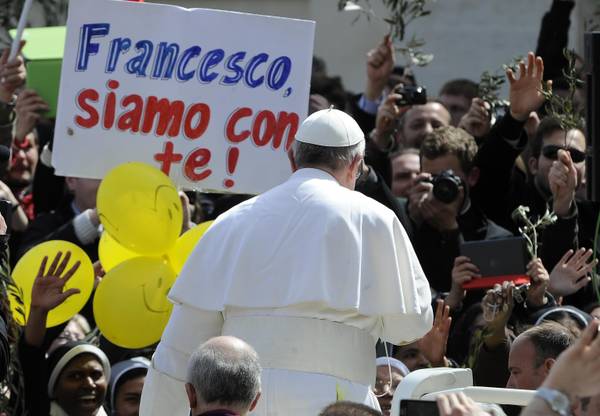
[140,108,433,416]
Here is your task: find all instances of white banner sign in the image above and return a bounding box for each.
[53,0,315,193]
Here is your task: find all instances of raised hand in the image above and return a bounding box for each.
[365,35,395,101]
[481,282,514,348]
[14,89,49,141]
[406,173,432,225]
[446,256,480,310]
[549,149,577,217]
[373,90,407,151]
[0,41,26,102]
[548,248,596,297]
[526,257,549,308]
[506,52,549,122]
[458,98,491,138]
[417,299,452,367]
[31,251,81,313]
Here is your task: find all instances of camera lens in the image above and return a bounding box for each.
[432,174,460,203]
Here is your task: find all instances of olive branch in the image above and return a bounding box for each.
[478,56,522,113]
[511,205,557,259]
[337,0,434,67]
[539,49,584,138]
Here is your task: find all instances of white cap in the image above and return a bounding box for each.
[376,356,410,376]
[295,107,364,147]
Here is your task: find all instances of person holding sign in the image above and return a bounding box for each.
[140,108,433,415]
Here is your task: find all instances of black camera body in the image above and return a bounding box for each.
[428,170,462,203]
[394,85,427,107]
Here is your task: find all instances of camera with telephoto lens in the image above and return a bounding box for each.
[394,85,427,107]
[427,170,462,203]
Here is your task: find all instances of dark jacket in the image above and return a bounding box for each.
[473,113,600,307]
[398,198,513,293]
[17,196,99,263]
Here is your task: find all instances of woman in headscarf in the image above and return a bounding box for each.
[46,341,111,415]
[18,251,110,415]
[106,357,150,416]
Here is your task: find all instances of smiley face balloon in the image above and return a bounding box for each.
[97,162,183,255]
[93,256,176,348]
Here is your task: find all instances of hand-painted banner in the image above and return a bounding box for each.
[53,0,314,193]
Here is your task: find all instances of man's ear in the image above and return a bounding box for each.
[288,148,298,172]
[466,166,480,188]
[185,383,197,409]
[528,156,539,175]
[249,392,261,412]
[543,358,556,376]
[347,155,362,184]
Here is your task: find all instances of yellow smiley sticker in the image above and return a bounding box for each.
[93,256,176,348]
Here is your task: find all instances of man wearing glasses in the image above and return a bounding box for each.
[140,108,433,416]
[527,117,587,205]
[529,117,599,307]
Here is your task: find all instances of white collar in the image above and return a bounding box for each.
[291,167,339,183]
[51,402,108,416]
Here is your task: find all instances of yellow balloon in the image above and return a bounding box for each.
[169,221,213,274]
[8,241,94,327]
[98,231,140,272]
[97,162,183,255]
[93,256,176,348]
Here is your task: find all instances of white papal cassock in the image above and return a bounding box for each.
[140,168,433,416]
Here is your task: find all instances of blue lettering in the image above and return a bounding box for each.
[76,23,110,71]
[244,53,269,88]
[198,49,225,83]
[176,46,201,82]
[151,42,180,79]
[267,56,291,91]
[125,40,154,76]
[106,37,131,73]
[221,51,246,85]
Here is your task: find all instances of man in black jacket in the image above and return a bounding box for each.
[399,126,512,295]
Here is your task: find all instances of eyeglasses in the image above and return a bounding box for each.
[541,145,586,163]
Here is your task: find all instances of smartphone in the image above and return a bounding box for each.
[399,399,439,416]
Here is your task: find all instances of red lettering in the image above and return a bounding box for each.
[225,107,252,143]
[117,94,144,132]
[75,88,100,128]
[274,111,299,151]
[103,92,116,129]
[183,103,210,140]
[154,141,183,175]
[103,80,120,129]
[142,97,184,137]
[252,110,276,147]
[184,148,212,181]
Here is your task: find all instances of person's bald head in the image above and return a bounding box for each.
[185,336,261,415]
[202,336,255,358]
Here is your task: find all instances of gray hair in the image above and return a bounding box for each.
[293,140,365,171]
[518,321,575,368]
[186,337,261,408]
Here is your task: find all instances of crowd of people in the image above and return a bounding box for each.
[0,0,599,415]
